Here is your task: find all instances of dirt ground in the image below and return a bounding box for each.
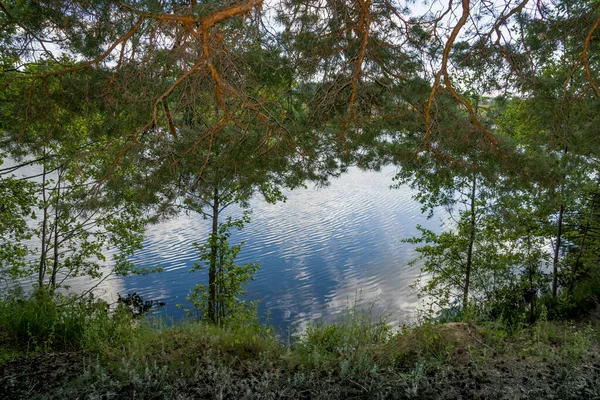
[0,352,83,400]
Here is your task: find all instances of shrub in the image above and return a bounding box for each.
[0,288,135,352]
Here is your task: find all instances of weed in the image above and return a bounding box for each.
[2,294,600,399]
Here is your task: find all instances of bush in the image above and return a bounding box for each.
[292,308,392,373]
[540,270,600,321]
[0,288,135,352]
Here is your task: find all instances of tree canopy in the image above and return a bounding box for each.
[2,0,600,323]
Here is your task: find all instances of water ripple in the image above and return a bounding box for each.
[121,166,443,331]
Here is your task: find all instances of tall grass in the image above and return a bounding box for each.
[0,288,135,354]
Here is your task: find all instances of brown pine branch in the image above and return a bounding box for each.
[163,102,178,138]
[341,0,371,137]
[582,14,600,97]
[117,0,263,31]
[426,0,506,163]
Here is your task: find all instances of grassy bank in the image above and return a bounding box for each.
[1,293,600,399]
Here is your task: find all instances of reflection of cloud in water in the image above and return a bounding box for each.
[11,266,126,307]
[67,272,127,305]
[135,216,208,273]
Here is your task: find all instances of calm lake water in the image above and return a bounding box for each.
[108,166,443,331]
[11,164,444,331]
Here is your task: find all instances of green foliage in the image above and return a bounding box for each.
[407,184,557,327]
[180,214,259,325]
[292,307,392,373]
[0,288,135,352]
[0,110,148,287]
[4,302,600,399]
[0,175,36,280]
[540,268,600,321]
[3,6,600,400]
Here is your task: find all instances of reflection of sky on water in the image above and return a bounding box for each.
[8,267,128,308]
[121,166,443,331]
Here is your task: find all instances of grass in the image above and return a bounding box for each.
[1,292,600,399]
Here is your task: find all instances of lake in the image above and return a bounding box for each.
[103,166,442,331]
[10,164,444,331]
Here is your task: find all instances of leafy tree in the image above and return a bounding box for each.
[0,172,36,283]
[181,214,259,324]
[398,0,600,322]
[4,0,600,327]
[130,29,302,322]
[173,134,287,323]
[0,60,150,288]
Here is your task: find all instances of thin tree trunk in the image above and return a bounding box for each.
[208,186,219,323]
[38,153,49,288]
[529,267,535,324]
[552,146,568,297]
[552,203,564,297]
[569,220,589,295]
[50,171,62,288]
[218,245,225,323]
[526,231,536,324]
[463,173,477,311]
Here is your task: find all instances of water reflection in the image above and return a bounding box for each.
[124,166,443,330]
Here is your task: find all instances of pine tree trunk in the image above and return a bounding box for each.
[463,173,477,311]
[208,187,219,323]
